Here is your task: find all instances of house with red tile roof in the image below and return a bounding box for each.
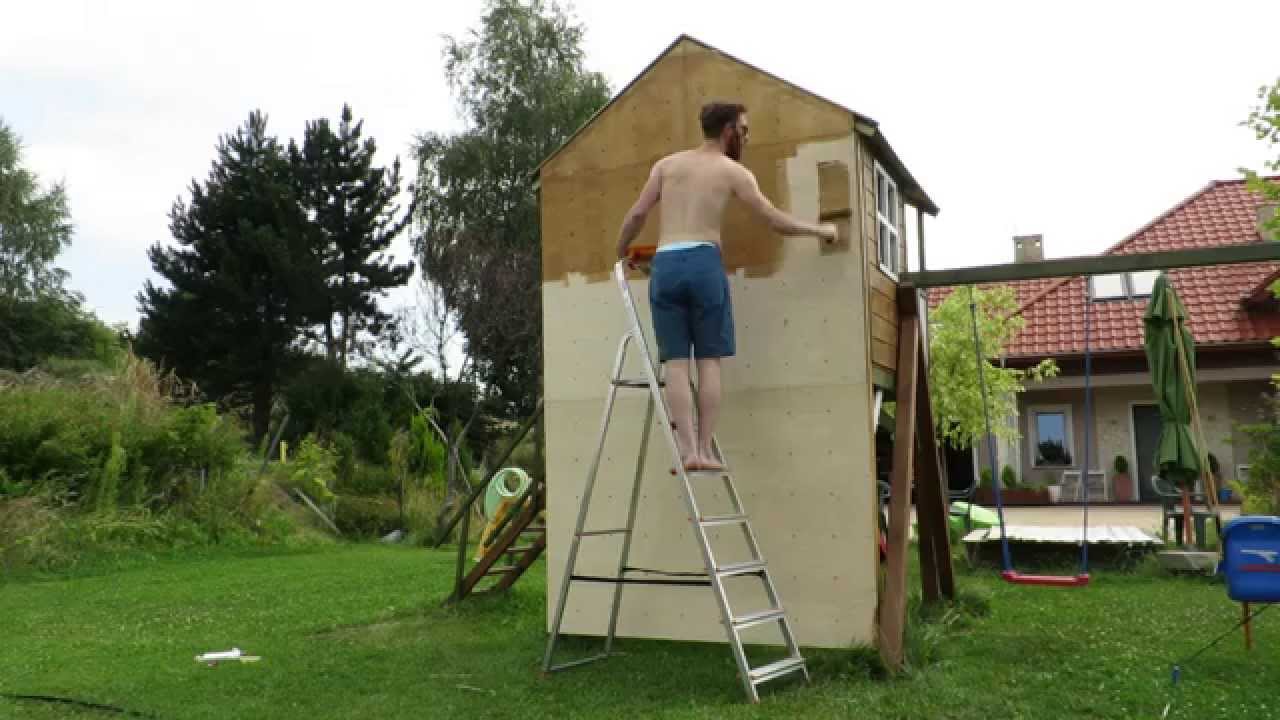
[930,179,1279,502]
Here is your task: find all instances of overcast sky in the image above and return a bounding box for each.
[4,0,1278,330]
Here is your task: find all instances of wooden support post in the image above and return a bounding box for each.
[1244,602,1254,652]
[914,338,955,602]
[878,309,919,672]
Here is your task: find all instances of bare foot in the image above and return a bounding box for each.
[698,453,724,472]
[670,455,704,475]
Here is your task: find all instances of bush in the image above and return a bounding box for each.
[333,495,400,537]
[1236,395,1280,514]
[1000,465,1017,490]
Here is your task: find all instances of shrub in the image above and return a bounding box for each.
[334,495,400,537]
[1236,395,1280,514]
[1000,465,1017,490]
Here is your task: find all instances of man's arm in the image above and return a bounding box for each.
[616,161,663,258]
[729,164,836,241]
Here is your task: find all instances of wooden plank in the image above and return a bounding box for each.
[868,268,897,297]
[452,491,542,603]
[870,291,895,322]
[913,337,954,602]
[871,339,896,371]
[902,243,1280,288]
[871,314,897,345]
[491,527,547,593]
[878,312,919,673]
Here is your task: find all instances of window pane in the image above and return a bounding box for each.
[887,184,897,224]
[876,171,887,214]
[1090,273,1127,300]
[889,229,899,272]
[879,222,889,265]
[1130,270,1160,296]
[1035,412,1072,466]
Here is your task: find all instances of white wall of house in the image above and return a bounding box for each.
[1017,379,1271,499]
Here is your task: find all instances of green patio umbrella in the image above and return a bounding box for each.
[1142,273,1207,544]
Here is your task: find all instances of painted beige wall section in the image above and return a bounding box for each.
[542,137,879,649]
[1029,382,1257,492]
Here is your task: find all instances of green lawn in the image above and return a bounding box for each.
[1,545,1275,719]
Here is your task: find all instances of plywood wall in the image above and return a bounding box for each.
[540,38,853,283]
[540,40,883,649]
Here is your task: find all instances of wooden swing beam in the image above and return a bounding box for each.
[903,242,1280,288]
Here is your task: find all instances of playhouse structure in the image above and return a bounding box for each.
[536,35,946,659]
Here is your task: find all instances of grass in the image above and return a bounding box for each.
[1,545,1276,719]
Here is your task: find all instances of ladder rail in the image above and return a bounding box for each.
[612,261,759,701]
[604,390,656,654]
[542,331,633,673]
[543,259,807,701]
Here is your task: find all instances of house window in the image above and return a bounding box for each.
[875,162,900,277]
[1089,270,1161,301]
[1030,405,1074,467]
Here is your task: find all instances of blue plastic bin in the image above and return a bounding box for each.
[1220,516,1280,603]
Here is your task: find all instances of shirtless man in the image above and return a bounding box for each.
[615,102,837,471]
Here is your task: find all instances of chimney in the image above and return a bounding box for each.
[1258,203,1279,242]
[1014,234,1045,263]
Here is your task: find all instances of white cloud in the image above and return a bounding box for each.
[4,0,1278,328]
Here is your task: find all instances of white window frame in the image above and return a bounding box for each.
[1028,404,1075,469]
[1089,270,1162,301]
[874,161,901,278]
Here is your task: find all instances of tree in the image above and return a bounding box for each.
[928,286,1058,451]
[412,0,611,419]
[289,104,414,370]
[0,119,73,301]
[1242,78,1280,243]
[136,111,318,441]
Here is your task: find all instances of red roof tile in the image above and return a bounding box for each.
[930,179,1280,359]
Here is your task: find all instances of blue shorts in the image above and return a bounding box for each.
[648,244,735,362]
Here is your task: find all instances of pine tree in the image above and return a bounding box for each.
[136,111,319,441]
[289,104,413,369]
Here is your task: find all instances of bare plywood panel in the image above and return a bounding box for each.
[542,136,876,649]
[540,38,853,284]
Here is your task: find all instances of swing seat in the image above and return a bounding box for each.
[1001,570,1090,587]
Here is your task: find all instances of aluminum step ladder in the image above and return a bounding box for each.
[541,259,807,703]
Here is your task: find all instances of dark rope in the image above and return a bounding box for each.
[1,693,159,718]
[571,574,711,587]
[1171,603,1272,684]
[622,566,708,578]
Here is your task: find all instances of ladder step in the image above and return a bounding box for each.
[731,608,786,631]
[578,528,628,537]
[700,513,748,528]
[716,560,766,578]
[521,525,546,534]
[505,545,537,554]
[748,657,806,685]
[613,378,664,388]
[685,469,730,479]
[485,566,519,577]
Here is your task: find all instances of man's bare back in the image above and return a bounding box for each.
[617,143,836,259]
[613,103,835,472]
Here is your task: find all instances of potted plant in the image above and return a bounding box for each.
[1001,465,1018,494]
[1113,455,1133,503]
[975,468,994,504]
